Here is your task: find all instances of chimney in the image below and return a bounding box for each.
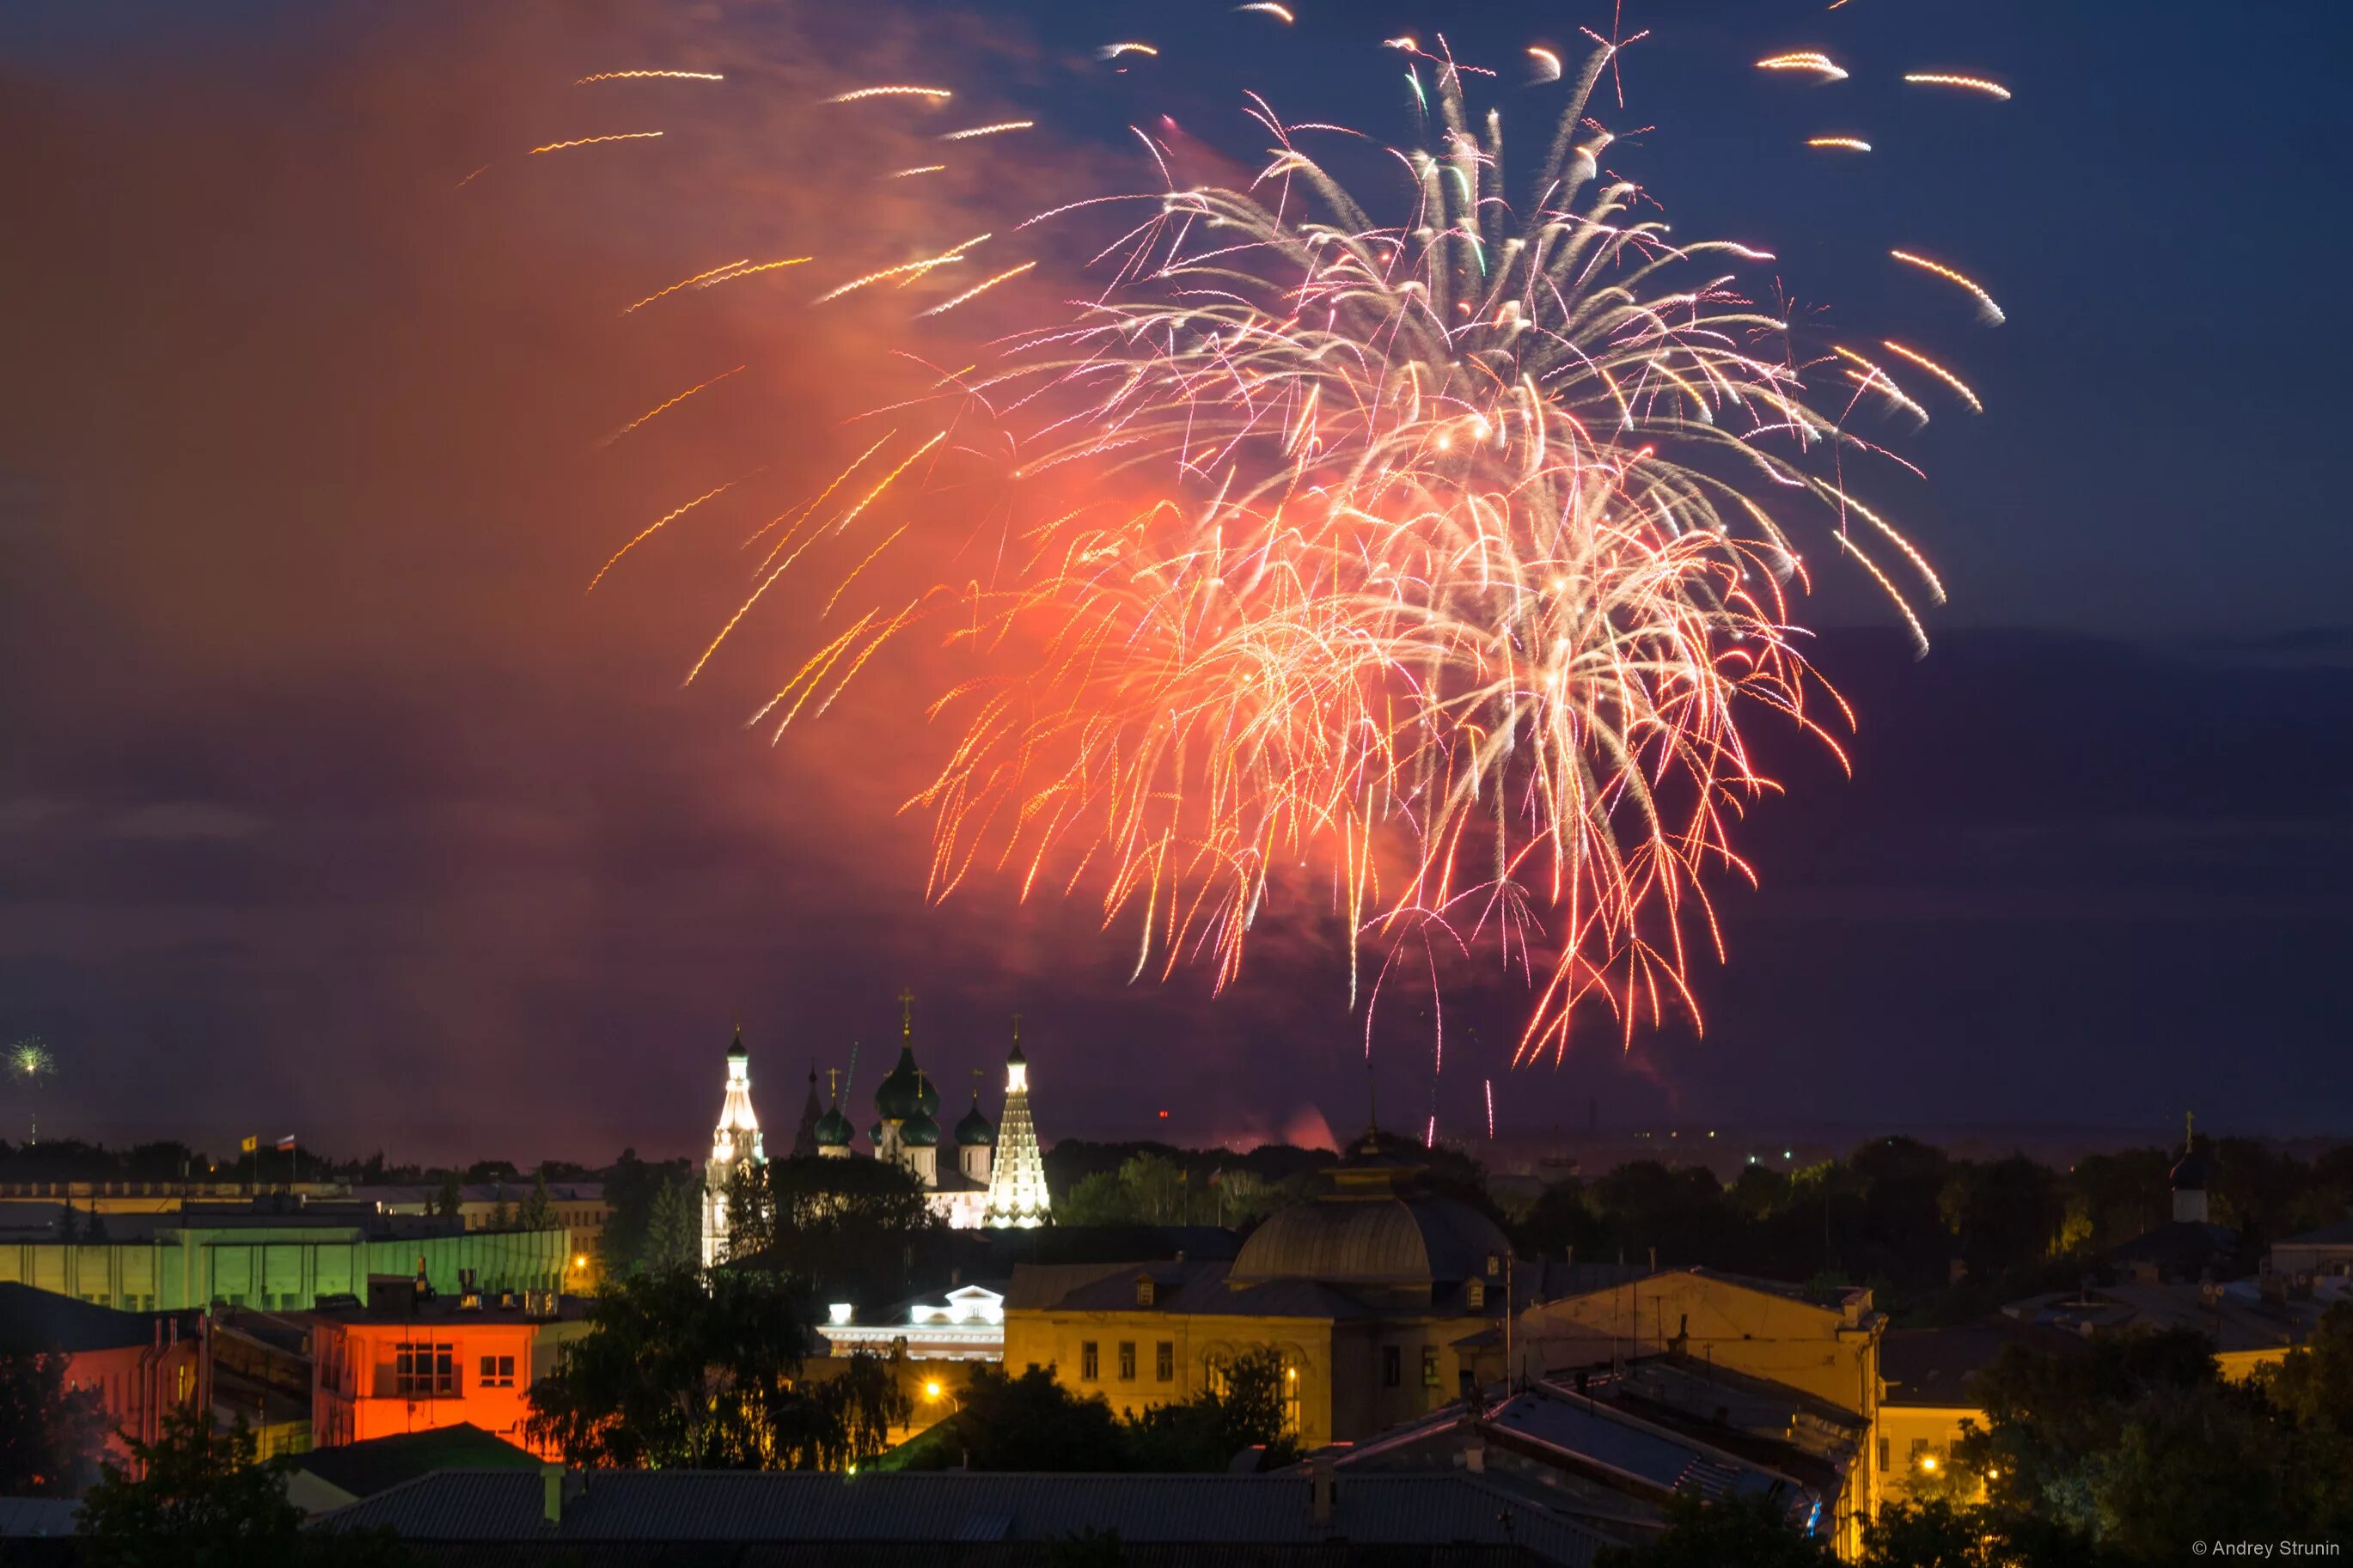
[1310,1454,1335,1527]
[541,1463,565,1527]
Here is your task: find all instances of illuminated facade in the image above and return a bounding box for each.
[818,1284,1006,1362]
[700,1029,766,1270]
[983,1028,1050,1229]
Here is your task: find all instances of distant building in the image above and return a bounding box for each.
[1005,1127,1517,1449]
[0,1283,205,1479]
[0,1200,569,1312]
[700,1028,767,1270]
[817,1282,1008,1363]
[309,1274,590,1454]
[2002,1278,2315,1382]
[354,1182,608,1291]
[806,1000,1047,1231]
[2271,1217,2353,1283]
[983,1026,1050,1229]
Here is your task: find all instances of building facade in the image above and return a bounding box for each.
[1005,1132,1515,1449]
[310,1277,589,1455]
[701,1029,767,1269]
[0,1283,205,1479]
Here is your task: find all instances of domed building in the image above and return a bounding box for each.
[1004,1127,1516,1447]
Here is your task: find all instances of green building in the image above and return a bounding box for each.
[0,1203,567,1312]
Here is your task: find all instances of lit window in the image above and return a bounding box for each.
[1081,1342,1099,1381]
[1421,1347,1440,1388]
[395,1342,457,1398]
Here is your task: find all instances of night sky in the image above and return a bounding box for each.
[3,0,2350,1163]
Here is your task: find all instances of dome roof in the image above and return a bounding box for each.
[901,1112,941,1148]
[2170,1145,2209,1192]
[1231,1155,1510,1288]
[875,1044,938,1122]
[812,1104,854,1148]
[955,1099,997,1147]
[725,1028,748,1060]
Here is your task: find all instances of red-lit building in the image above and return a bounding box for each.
[0,1282,205,1478]
[309,1275,587,1454]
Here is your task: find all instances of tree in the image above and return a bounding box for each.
[723,1162,775,1261]
[599,1148,694,1278]
[2263,1301,2353,1437]
[524,1267,905,1470]
[515,1168,555,1232]
[643,1174,700,1272]
[744,1156,942,1303]
[77,1408,297,1568]
[0,1349,110,1495]
[433,1170,461,1221]
[924,1364,1129,1473]
[1597,1492,1835,1568]
[1125,1346,1299,1471]
[1861,1499,2105,1568]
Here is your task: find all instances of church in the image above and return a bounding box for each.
[701,1000,1051,1266]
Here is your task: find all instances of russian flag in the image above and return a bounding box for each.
[275,1134,296,1152]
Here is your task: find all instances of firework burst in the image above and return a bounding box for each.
[733,46,1960,1060]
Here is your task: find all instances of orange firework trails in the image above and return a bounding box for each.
[583,34,2003,1062]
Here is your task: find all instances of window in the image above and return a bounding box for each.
[395,1342,457,1398]
[1382,1345,1402,1388]
[478,1354,516,1388]
[1421,1347,1440,1388]
[1908,1437,1929,1461]
[1117,1342,1136,1382]
[1878,1437,1891,1473]
[1155,1342,1174,1382]
[1080,1341,1099,1381]
[1136,1277,1156,1308]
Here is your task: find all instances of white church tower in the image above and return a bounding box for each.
[702,1028,766,1268]
[983,1018,1051,1229]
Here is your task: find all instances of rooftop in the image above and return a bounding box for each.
[315,1470,1607,1565]
[0,1282,201,1355]
[292,1424,541,1503]
[1879,1319,2093,1407]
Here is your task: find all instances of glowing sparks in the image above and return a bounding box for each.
[712,57,1954,1062]
[1528,47,1564,82]
[697,256,812,292]
[917,259,1036,318]
[1485,1080,1495,1139]
[1903,72,2012,101]
[600,366,746,446]
[590,477,751,591]
[1891,249,2007,325]
[527,131,664,156]
[620,259,749,314]
[828,86,954,104]
[1806,136,1872,152]
[575,70,724,84]
[1880,340,1985,413]
[888,165,947,179]
[1235,3,1295,21]
[1756,52,1849,82]
[1100,43,1159,60]
[938,120,1035,142]
[812,251,967,304]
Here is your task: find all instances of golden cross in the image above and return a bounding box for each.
[898,988,915,1036]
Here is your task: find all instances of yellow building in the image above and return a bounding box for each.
[1506,1269,1885,1558]
[1003,1134,1516,1449]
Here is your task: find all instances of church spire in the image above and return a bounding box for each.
[985,1014,1050,1228]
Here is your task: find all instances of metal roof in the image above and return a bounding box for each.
[317,1471,1606,1565]
[0,1498,81,1538]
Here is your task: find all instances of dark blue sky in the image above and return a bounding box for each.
[2,0,2349,1162]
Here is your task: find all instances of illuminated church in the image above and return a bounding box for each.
[704,1001,1049,1259]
